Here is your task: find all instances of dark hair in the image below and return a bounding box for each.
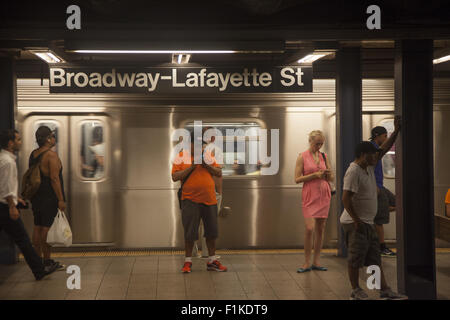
[0,129,18,149]
[355,141,381,158]
[35,126,52,147]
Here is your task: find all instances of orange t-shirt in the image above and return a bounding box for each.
[445,189,450,204]
[172,152,220,205]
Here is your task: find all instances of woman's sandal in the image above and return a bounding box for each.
[297,266,312,273]
[311,265,328,271]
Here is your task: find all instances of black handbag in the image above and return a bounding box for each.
[178,168,195,209]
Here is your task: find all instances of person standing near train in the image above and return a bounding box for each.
[0,129,58,280]
[294,130,333,273]
[341,116,406,300]
[172,131,227,273]
[29,126,66,271]
[370,125,397,257]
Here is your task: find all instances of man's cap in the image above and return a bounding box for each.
[355,141,382,157]
[370,126,388,140]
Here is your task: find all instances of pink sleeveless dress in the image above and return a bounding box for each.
[301,150,331,218]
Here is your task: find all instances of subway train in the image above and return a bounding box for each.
[15,78,450,249]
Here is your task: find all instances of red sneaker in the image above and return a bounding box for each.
[207,260,227,272]
[181,262,192,273]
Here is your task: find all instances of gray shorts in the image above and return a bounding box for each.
[375,187,395,225]
[181,199,218,241]
[342,222,381,268]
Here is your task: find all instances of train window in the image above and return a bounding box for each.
[80,121,105,179]
[184,122,263,177]
[379,119,395,178]
[33,120,60,155]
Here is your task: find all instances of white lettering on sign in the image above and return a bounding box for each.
[280,67,304,86]
[49,67,311,93]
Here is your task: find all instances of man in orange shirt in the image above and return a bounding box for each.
[172,132,227,273]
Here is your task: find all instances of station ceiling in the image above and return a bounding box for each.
[1,0,450,78]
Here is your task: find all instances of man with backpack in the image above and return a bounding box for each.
[0,129,57,280]
[172,131,227,273]
[27,126,66,271]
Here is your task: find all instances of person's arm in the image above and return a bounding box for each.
[324,154,334,182]
[172,164,196,182]
[6,195,19,220]
[342,190,362,227]
[212,175,223,194]
[294,154,323,184]
[446,203,450,218]
[378,116,401,161]
[48,152,66,211]
[1,162,19,220]
[203,163,222,177]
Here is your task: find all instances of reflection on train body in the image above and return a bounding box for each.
[16,78,450,249]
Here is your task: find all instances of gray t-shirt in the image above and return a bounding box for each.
[340,162,378,225]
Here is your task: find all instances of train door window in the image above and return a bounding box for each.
[378,118,395,178]
[33,120,60,155]
[80,121,105,179]
[184,122,263,177]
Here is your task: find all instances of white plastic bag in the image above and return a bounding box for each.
[47,210,73,247]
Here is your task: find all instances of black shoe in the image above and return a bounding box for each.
[35,263,58,281]
[44,259,66,271]
[381,247,396,257]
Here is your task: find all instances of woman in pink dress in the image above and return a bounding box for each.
[294,130,333,273]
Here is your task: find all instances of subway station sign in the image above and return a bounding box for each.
[49,66,312,94]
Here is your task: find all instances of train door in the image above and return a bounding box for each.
[19,115,115,245]
[70,116,115,244]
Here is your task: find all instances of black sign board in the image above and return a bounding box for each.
[49,66,313,94]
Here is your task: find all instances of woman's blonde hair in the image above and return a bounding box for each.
[308,130,324,142]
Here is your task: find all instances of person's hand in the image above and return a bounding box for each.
[18,198,27,206]
[9,206,19,220]
[58,201,66,211]
[315,170,325,179]
[394,115,401,132]
[323,169,331,180]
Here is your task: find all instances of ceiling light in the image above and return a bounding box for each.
[297,52,331,64]
[30,50,64,63]
[172,54,191,64]
[73,50,237,54]
[433,55,450,64]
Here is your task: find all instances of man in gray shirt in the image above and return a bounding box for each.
[341,116,406,300]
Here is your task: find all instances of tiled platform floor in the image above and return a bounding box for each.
[1,252,449,300]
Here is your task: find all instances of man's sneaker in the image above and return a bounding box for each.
[181,262,192,273]
[380,288,408,300]
[44,259,66,271]
[381,247,396,257]
[35,263,58,281]
[207,260,227,272]
[350,287,369,300]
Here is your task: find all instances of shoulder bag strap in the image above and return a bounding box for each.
[321,152,328,169]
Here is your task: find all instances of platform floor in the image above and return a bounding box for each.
[1,250,449,300]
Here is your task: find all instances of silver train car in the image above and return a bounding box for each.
[15,78,450,249]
